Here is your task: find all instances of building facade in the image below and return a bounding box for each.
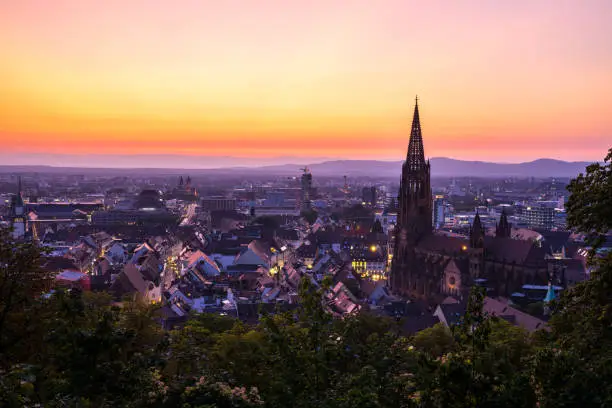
[201,197,237,211]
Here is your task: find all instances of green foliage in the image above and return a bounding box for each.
[412,323,456,357]
[566,148,612,257]
[0,228,54,364]
[179,377,263,408]
[535,147,612,406]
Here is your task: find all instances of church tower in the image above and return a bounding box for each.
[496,208,511,238]
[391,97,432,295]
[397,96,432,236]
[469,212,485,278]
[470,212,485,249]
[10,177,27,239]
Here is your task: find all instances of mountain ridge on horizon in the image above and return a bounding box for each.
[0,155,595,178]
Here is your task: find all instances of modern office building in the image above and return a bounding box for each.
[201,197,237,211]
[521,203,555,230]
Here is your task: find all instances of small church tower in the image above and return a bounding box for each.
[10,177,27,239]
[469,212,485,278]
[470,212,485,249]
[496,208,512,238]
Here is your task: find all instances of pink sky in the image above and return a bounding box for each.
[1,0,611,164]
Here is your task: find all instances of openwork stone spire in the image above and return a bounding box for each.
[406,96,426,172]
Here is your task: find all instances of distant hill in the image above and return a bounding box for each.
[242,157,593,178]
[0,157,594,178]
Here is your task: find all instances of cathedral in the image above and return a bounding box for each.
[390,98,549,302]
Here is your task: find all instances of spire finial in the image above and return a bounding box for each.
[415,95,419,106]
[406,96,425,170]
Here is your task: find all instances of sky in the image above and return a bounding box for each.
[1,0,611,166]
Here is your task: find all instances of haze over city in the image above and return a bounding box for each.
[1,0,611,166]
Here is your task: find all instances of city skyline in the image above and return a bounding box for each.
[1,1,611,163]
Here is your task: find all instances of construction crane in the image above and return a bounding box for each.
[339,175,350,195]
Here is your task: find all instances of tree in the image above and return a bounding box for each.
[0,228,54,365]
[532,147,612,407]
[412,323,456,357]
[566,148,612,257]
[36,289,167,406]
[178,377,263,408]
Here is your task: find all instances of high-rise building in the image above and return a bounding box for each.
[300,167,313,211]
[433,195,446,229]
[521,203,555,230]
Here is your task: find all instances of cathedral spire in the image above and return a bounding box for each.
[496,208,511,238]
[406,95,425,172]
[470,211,484,248]
[391,96,433,296]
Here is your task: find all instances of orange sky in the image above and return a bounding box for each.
[1,0,611,164]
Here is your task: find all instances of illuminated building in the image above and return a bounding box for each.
[520,203,555,230]
[345,238,388,281]
[433,195,447,229]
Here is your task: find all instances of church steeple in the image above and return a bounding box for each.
[396,96,432,231]
[391,96,433,295]
[470,211,485,248]
[496,208,511,238]
[406,96,426,172]
[10,176,26,239]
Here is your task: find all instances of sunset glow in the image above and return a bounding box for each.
[1,0,611,164]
